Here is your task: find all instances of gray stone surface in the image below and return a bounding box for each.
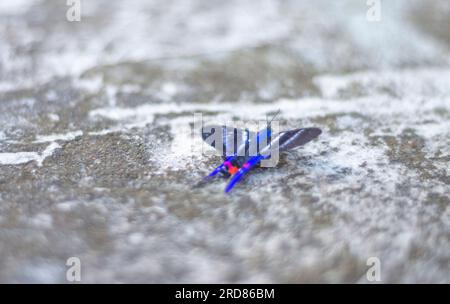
[0,0,449,283]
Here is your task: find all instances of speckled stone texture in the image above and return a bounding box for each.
[0,0,449,283]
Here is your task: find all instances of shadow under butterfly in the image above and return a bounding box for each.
[196,112,322,193]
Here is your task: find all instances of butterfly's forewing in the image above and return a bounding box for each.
[278,128,322,151]
[202,126,321,157]
[201,125,256,157]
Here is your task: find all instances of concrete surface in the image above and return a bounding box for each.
[0,0,449,283]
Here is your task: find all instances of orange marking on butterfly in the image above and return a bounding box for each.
[228,166,238,174]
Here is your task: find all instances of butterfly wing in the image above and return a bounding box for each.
[202,126,321,155]
[278,128,322,151]
[201,125,257,158]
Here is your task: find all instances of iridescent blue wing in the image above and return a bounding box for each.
[201,125,256,158]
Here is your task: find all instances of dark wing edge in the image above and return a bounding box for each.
[278,128,322,151]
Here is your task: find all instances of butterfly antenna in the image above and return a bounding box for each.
[266,109,281,128]
[267,109,281,127]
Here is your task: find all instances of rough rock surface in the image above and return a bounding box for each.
[0,0,449,283]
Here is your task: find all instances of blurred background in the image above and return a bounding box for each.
[0,0,449,283]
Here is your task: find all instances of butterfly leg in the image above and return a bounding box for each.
[224,155,265,193]
[193,157,234,188]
